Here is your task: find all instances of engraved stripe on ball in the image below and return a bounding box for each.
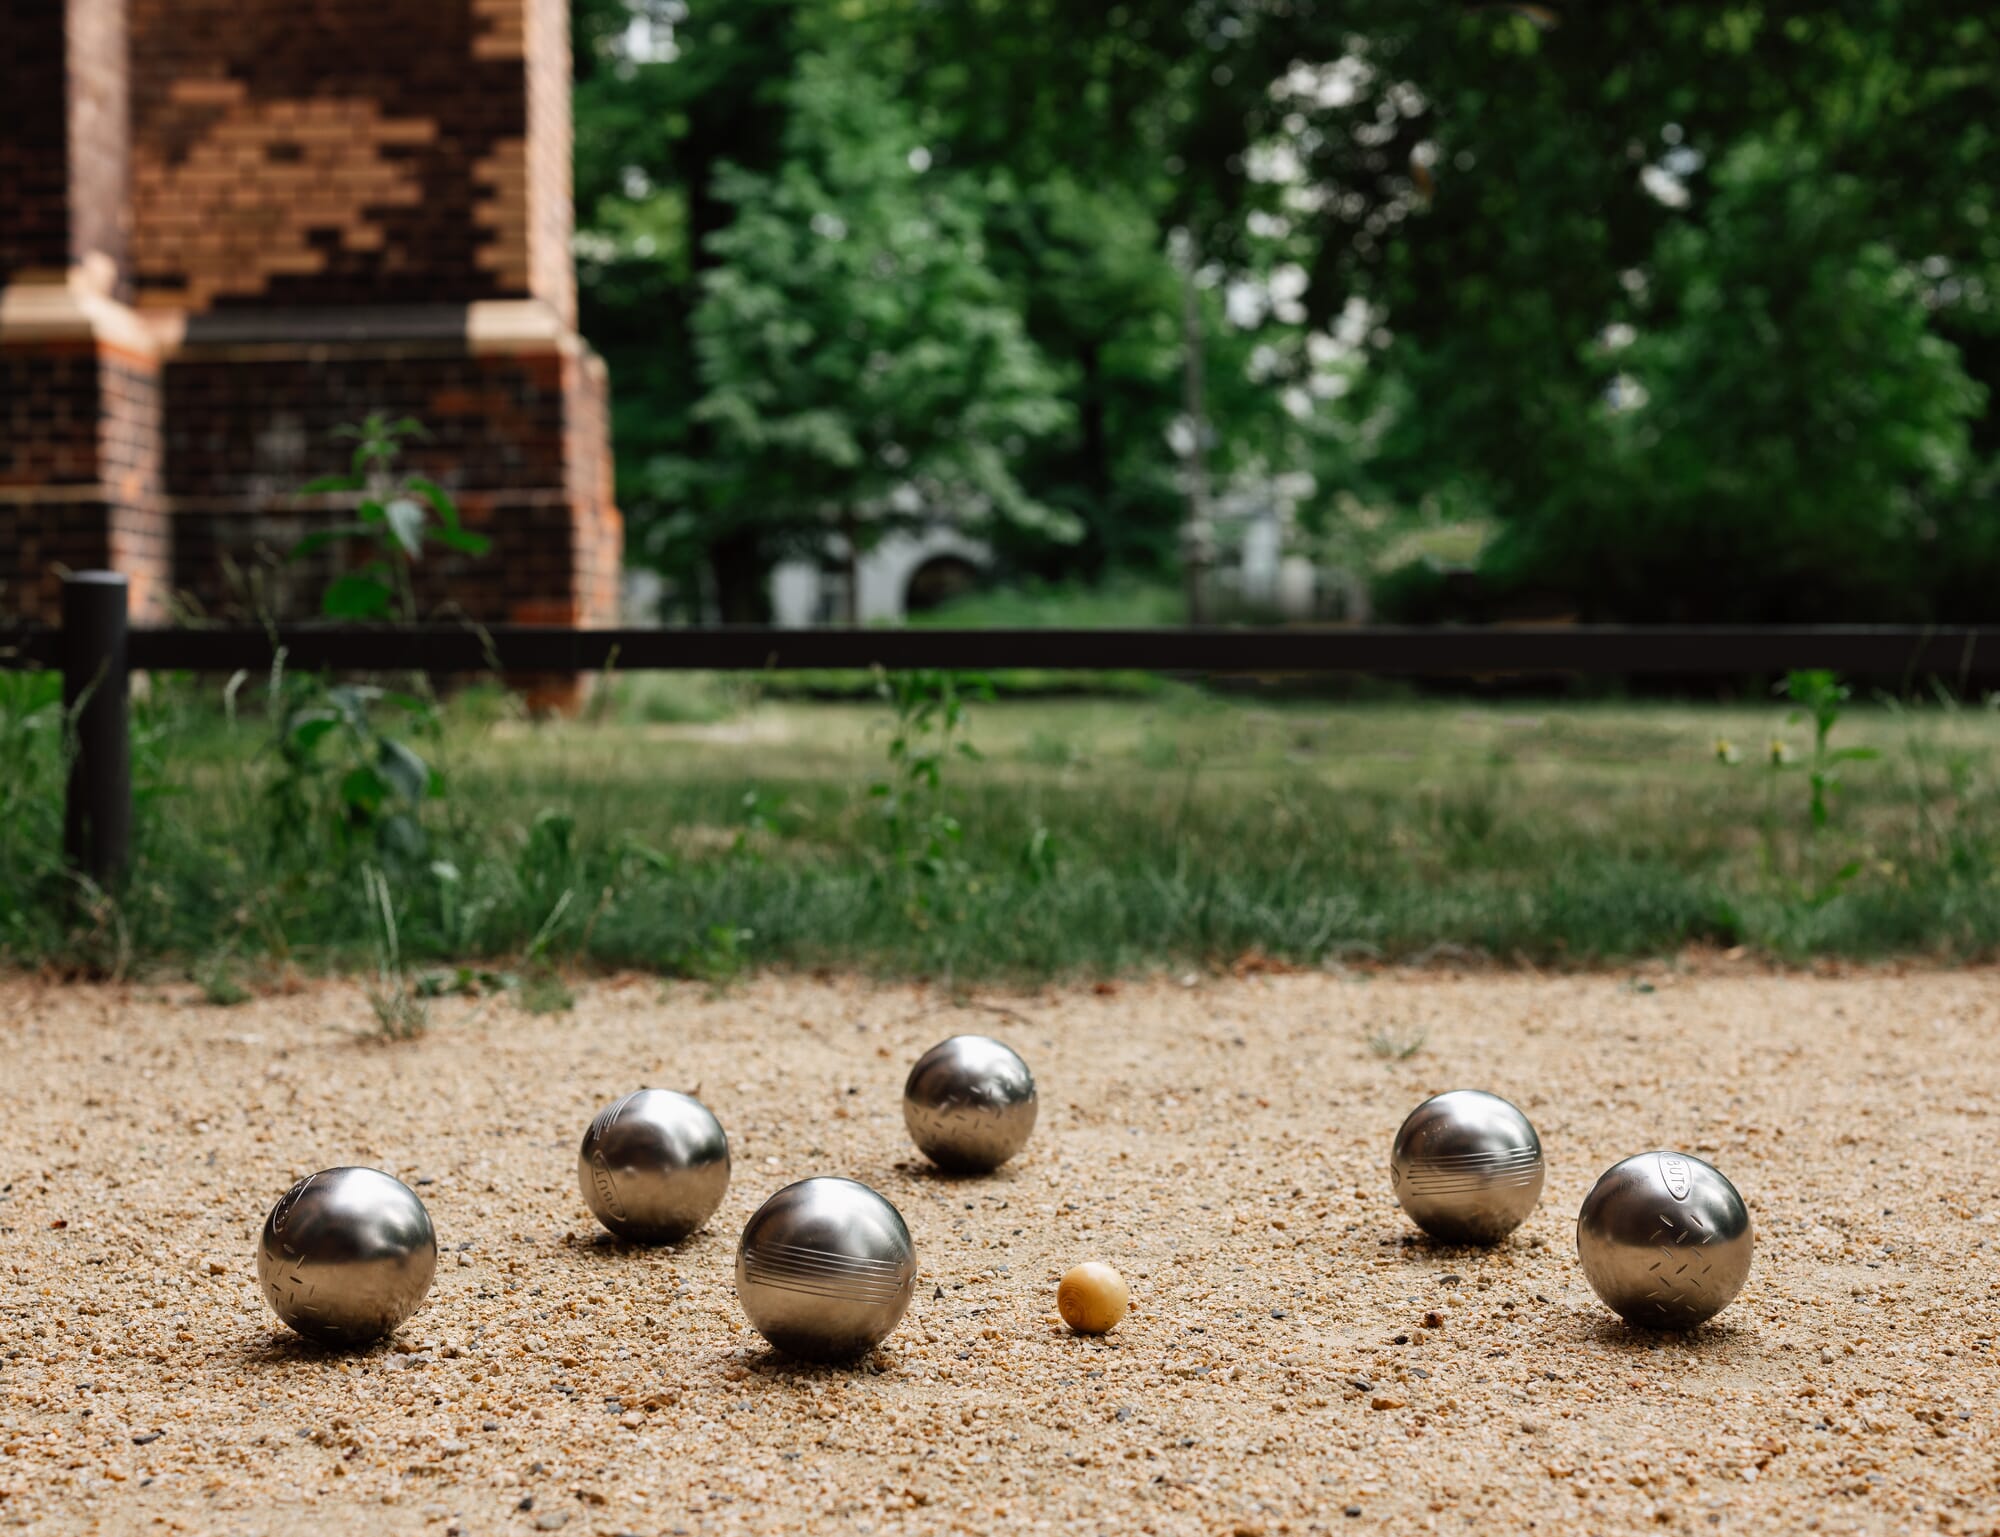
[740,1242,911,1304]
[1402,1146,1541,1195]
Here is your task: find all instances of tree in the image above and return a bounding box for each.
[572,2,2000,623]
[573,0,811,619]
[675,52,1074,618]
[1484,140,1985,621]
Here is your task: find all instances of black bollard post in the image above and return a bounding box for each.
[62,571,132,887]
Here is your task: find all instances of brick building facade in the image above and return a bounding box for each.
[1,0,619,634]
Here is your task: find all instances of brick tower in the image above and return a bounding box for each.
[1,0,619,634]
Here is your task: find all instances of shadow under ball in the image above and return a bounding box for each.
[1390,1089,1545,1244]
[903,1034,1038,1172]
[735,1177,918,1362]
[257,1167,437,1346]
[1577,1151,1752,1329]
[578,1089,731,1244]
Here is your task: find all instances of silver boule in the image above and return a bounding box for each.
[578,1088,730,1244]
[735,1177,917,1361]
[257,1167,437,1346]
[1577,1151,1752,1329]
[903,1034,1037,1173]
[1390,1089,1545,1244]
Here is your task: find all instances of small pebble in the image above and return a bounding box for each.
[1056,1262,1129,1335]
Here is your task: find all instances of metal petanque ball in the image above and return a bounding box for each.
[735,1177,918,1362]
[1577,1151,1753,1329]
[903,1034,1037,1173]
[578,1088,731,1244]
[257,1167,437,1347]
[1390,1089,1545,1245]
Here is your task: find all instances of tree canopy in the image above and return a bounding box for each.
[575,1,2000,622]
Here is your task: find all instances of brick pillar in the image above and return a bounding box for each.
[0,0,169,624]
[125,0,620,651]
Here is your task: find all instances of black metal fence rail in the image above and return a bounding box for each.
[8,572,1999,884]
[14,620,2000,678]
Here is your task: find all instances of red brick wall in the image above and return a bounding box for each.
[126,0,573,316]
[0,0,75,280]
[3,0,619,660]
[0,341,165,622]
[161,339,591,623]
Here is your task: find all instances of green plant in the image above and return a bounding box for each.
[267,678,442,862]
[1717,671,1881,901]
[1783,670,1880,834]
[518,969,577,1016]
[870,669,991,926]
[1367,1026,1428,1060]
[256,417,483,870]
[292,413,490,621]
[193,948,252,1007]
[673,923,755,987]
[361,864,426,1039]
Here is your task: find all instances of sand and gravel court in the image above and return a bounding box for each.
[3,968,1997,1535]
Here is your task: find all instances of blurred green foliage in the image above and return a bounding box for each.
[574,2,2000,622]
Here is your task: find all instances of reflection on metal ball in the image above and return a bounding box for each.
[903,1034,1037,1173]
[1390,1089,1545,1244]
[257,1167,437,1346]
[735,1177,918,1361]
[578,1089,731,1244]
[1577,1151,1752,1329]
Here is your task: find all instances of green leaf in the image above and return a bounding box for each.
[287,524,374,562]
[298,474,364,495]
[378,813,427,859]
[287,716,340,755]
[429,526,492,556]
[323,572,394,619]
[325,683,386,715]
[339,765,390,815]
[404,475,461,528]
[377,738,431,804]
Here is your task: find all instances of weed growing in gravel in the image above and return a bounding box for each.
[362,865,427,1039]
[1367,1026,1429,1060]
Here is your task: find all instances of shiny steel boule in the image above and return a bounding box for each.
[1577,1151,1752,1328]
[578,1089,730,1244]
[735,1177,918,1361]
[903,1034,1037,1173]
[1390,1089,1545,1244]
[257,1168,437,1346]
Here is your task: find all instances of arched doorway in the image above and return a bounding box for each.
[903,554,984,614]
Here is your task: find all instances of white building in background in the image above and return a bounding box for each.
[1211,472,1369,623]
[769,526,993,627]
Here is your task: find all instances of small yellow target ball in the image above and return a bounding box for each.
[1057,1261,1130,1334]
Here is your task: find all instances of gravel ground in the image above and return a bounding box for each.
[3,967,1997,1536]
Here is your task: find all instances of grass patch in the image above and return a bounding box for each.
[4,673,2000,980]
